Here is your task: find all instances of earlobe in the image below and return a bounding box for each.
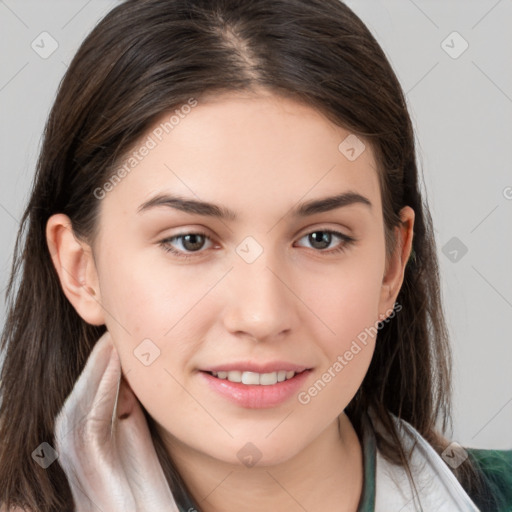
[46,214,105,326]
[378,206,415,318]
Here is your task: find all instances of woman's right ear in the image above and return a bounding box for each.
[46,213,105,326]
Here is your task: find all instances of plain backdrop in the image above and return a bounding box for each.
[0,0,511,449]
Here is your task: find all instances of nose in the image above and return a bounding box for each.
[221,251,298,342]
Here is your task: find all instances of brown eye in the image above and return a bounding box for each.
[159,231,213,259]
[295,229,355,254]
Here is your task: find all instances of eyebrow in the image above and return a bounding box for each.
[137,191,372,220]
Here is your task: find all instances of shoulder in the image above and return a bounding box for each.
[464,447,512,512]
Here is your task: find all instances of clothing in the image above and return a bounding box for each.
[175,410,512,512]
[359,409,512,511]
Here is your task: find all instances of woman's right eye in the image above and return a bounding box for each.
[159,231,214,259]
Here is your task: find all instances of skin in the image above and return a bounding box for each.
[47,89,414,512]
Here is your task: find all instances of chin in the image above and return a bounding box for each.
[219,438,302,468]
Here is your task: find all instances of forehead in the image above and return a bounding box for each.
[99,91,381,224]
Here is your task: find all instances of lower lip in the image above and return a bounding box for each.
[199,370,312,409]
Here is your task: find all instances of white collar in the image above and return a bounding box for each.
[366,409,481,511]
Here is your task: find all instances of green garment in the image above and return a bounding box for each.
[465,448,512,511]
[175,415,512,512]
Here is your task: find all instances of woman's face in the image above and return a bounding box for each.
[86,90,411,466]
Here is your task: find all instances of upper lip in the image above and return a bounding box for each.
[201,361,311,374]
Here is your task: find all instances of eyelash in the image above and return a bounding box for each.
[159,229,356,260]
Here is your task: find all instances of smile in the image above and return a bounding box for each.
[200,369,312,408]
[208,370,298,385]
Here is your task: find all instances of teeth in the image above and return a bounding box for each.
[226,370,242,382]
[242,372,261,385]
[211,370,297,385]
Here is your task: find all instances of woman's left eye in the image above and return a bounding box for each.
[159,229,355,260]
[295,229,355,254]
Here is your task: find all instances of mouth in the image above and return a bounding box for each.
[205,369,306,385]
[199,368,313,408]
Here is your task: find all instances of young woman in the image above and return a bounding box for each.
[0,0,510,511]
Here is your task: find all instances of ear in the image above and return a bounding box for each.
[46,213,105,326]
[378,206,415,319]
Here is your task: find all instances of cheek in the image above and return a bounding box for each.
[98,249,213,341]
[299,250,384,396]
[303,253,384,348]
[295,283,379,423]
[95,250,216,412]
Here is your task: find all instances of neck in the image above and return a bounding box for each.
[160,413,363,512]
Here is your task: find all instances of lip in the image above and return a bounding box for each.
[199,368,312,409]
[201,361,310,373]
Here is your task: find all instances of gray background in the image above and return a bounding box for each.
[1,0,511,448]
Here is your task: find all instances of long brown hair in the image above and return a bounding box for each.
[0,0,487,510]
